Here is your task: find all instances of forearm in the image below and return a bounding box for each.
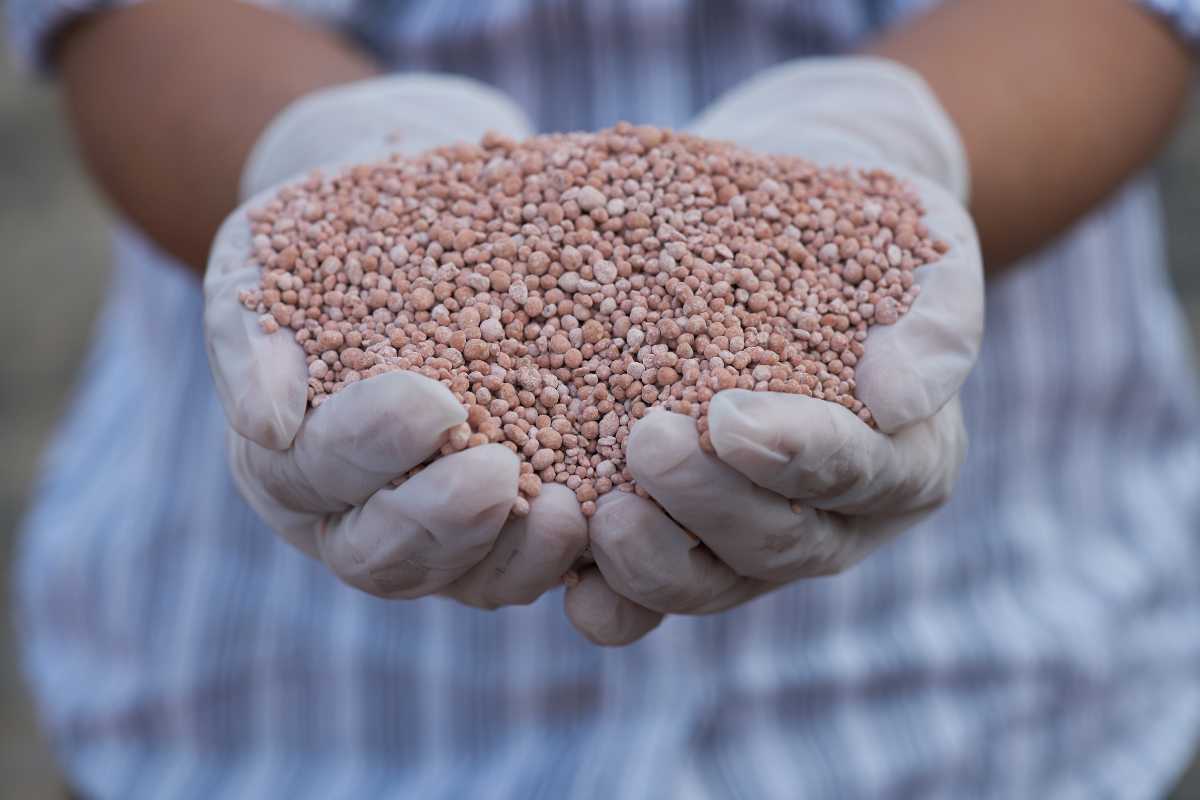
[868,0,1195,272]
[57,0,379,275]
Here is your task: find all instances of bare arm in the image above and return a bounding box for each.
[868,0,1195,272]
[57,0,379,274]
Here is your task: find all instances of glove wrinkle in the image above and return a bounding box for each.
[564,567,663,646]
[627,410,699,478]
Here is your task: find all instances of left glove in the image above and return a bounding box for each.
[205,75,589,609]
[565,58,985,644]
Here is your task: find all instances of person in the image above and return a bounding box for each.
[8,0,1200,796]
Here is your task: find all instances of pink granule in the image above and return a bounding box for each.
[239,123,946,516]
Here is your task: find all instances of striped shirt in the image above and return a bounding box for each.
[8,1,1200,797]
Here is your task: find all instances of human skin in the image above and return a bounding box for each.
[867,0,1195,269]
[56,0,379,272]
[55,0,1194,276]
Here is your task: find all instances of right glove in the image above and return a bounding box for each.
[565,58,984,645]
[204,75,588,608]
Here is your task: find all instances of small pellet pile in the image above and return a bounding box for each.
[238,123,946,516]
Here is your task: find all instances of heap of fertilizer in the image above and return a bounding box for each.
[239,123,946,515]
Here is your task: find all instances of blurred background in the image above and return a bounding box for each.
[2,14,1200,800]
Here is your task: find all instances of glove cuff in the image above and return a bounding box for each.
[240,73,535,200]
[690,57,970,203]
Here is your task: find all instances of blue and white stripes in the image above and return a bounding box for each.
[9,1,1200,797]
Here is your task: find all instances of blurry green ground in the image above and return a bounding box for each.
[2,20,1200,800]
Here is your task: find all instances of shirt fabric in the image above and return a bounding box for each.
[8,1,1200,798]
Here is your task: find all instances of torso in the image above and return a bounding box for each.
[17,2,1200,797]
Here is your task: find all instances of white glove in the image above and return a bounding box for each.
[565,58,985,645]
[204,75,589,608]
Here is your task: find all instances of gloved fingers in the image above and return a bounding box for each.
[230,433,522,596]
[317,444,519,599]
[627,410,878,582]
[204,199,309,450]
[588,491,760,614]
[853,173,984,433]
[707,390,967,516]
[227,428,323,559]
[564,567,664,647]
[234,370,467,514]
[442,483,588,609]
[290,371,466,505]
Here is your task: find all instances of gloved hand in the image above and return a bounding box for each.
[204,75,588,608]
[564,57,985,645]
